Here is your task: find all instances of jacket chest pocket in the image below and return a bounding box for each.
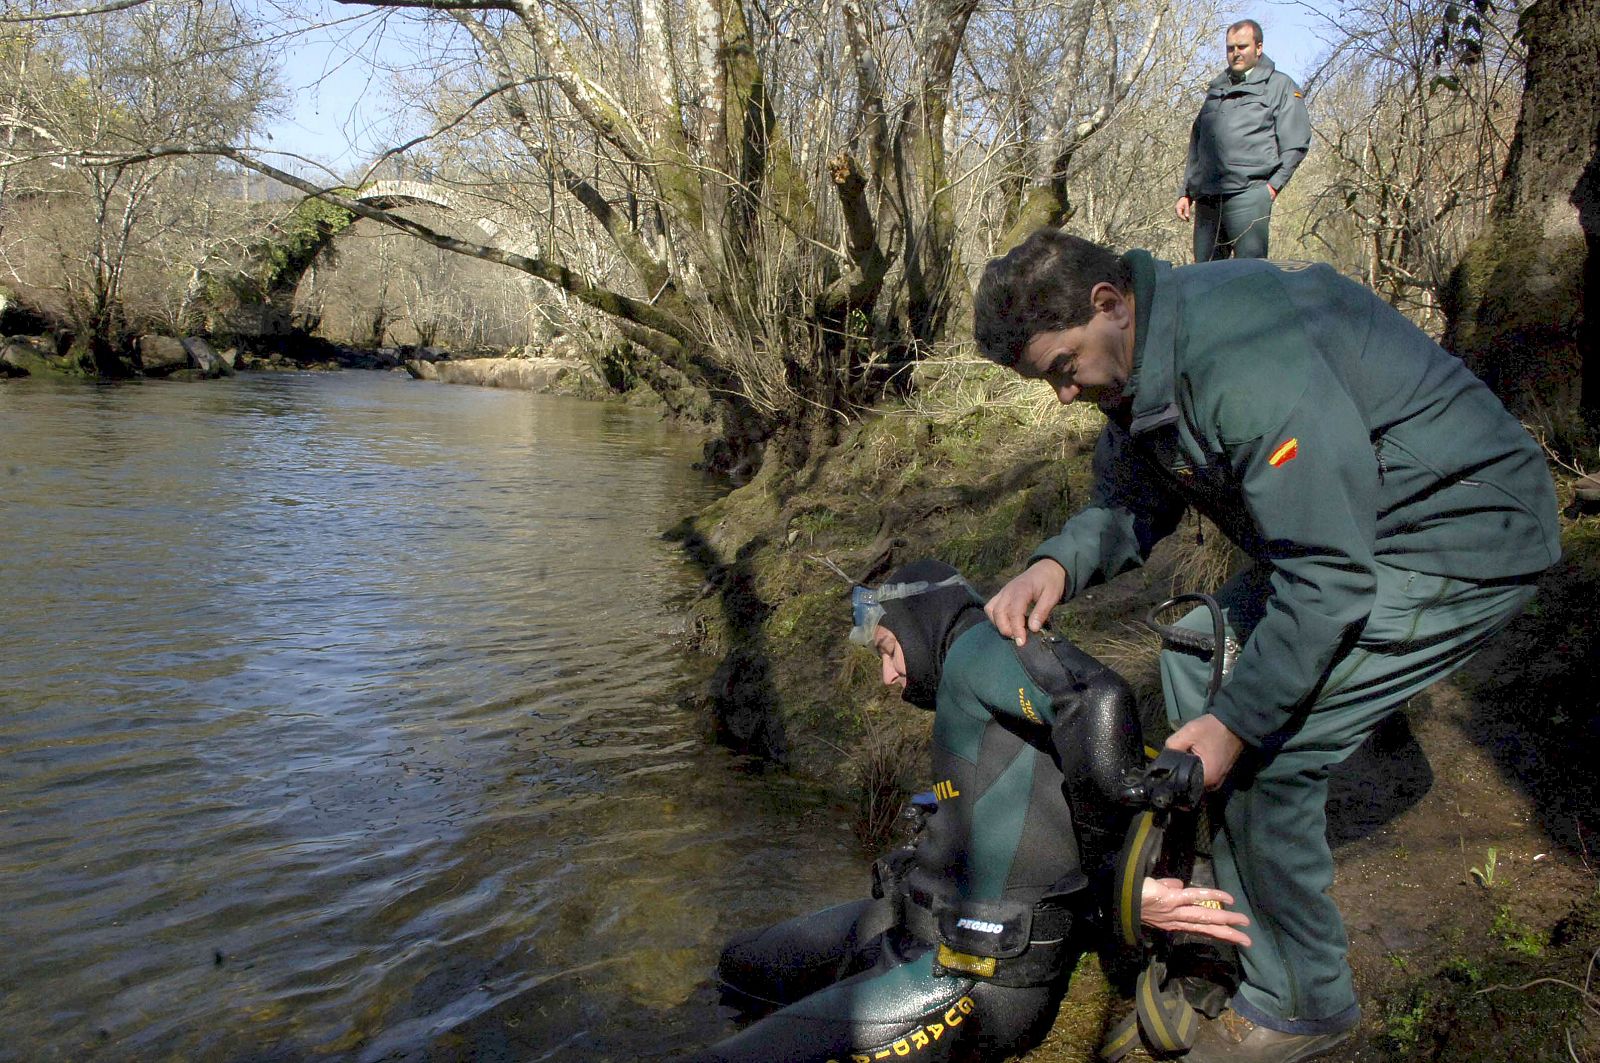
[1145,433,1225,500]
[1172,459,1235,506]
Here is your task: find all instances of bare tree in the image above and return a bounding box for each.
[0,0,280,368]
[1297,0,1524,326]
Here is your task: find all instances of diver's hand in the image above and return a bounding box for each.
[1164,714,1245,790]
[1175,195,1193,222]
[985,559,1067,646]
[1140,877,1252,947]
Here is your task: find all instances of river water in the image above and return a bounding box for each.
[0,372,864,1062]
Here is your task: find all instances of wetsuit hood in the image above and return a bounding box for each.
[874,560,986,711]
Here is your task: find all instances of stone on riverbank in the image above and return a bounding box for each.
[2,335,77,377]
[137,335,190,376]
[405,355,605,398]
[137,334,242,378]
[180,337,232,378]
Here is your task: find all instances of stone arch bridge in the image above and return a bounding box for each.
[233,180,541,337]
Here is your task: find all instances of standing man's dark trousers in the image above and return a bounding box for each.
[1160,563,1536,1036]
[1193,182,1274,260]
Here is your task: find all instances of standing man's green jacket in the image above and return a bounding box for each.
[1183,57,1310,198]
[1031,250,1560,748]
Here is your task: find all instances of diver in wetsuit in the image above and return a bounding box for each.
[696,560,1250,1063]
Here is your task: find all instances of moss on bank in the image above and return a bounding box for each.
[670,372,1103,780]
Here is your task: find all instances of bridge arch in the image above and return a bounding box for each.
[231,181,542,338]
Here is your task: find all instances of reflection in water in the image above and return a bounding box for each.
[0,373,862,1061]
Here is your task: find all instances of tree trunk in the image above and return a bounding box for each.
[1443,0,1599,430]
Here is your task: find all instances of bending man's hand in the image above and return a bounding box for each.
[985,559,1067,646]
[1175,195,1192,221]
[1140,877,1252,947]
[1164,714,1245,790]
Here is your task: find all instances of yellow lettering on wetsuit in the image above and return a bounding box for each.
[944,995,975,1026]
[933,780,961,800]
[1018,688,1041,724]
[847,999,981,1062]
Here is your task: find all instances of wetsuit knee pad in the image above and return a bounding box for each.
[716,899,882,1012]
[695,948,1062,1063]
[716,847,918,1011]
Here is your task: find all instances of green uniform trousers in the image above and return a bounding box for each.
[1193,182,1274,261]
[1161,561,1536,1033]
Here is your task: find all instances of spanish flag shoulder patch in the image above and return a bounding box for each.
[1268,437,1300,467]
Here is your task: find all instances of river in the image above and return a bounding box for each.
[0,372,864,1062]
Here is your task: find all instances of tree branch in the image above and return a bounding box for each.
[74,143,698,347]
[331,0,517,12]
[447,11,677,292]
[354,76,552,188]
[814,150,887,316]
[1,0,149,23]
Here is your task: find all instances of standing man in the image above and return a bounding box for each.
[973,228,1559,1062]
[1176,19,1310,261]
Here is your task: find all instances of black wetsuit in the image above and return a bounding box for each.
[700,571,1142,1063]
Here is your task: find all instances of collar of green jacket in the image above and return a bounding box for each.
[1210,54,1276,91]
[1114,248,1181,436]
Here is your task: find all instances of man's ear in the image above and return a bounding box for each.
[1089,281,1130,324]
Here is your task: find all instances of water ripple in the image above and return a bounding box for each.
[0,374,864,1061]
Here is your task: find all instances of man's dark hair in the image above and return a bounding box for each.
[1227,18,1263,43]
[973,228,1131,367]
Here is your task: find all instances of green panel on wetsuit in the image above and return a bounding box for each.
[968,751,1036,901]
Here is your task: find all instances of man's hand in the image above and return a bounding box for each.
[1140,877,1252,947]
[1164,714,1245,790]
[1175,195,1192,221]
[985,559,1067,646]
[1268,185,1279,200]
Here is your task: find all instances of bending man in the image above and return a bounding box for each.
[974,228,1558,1062]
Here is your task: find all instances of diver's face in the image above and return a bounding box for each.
[872,627,908,689]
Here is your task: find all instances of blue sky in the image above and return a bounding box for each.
[1237,1,1335,82]
[251,0,433,176]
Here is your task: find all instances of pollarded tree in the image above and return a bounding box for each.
[975,0,1184,248]
[1443,0,1599,433]
[316,0,987,477]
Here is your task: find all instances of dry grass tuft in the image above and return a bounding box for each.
[846,709,927,849]
[903,352,1105,445]
[1164,518,1248,595]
